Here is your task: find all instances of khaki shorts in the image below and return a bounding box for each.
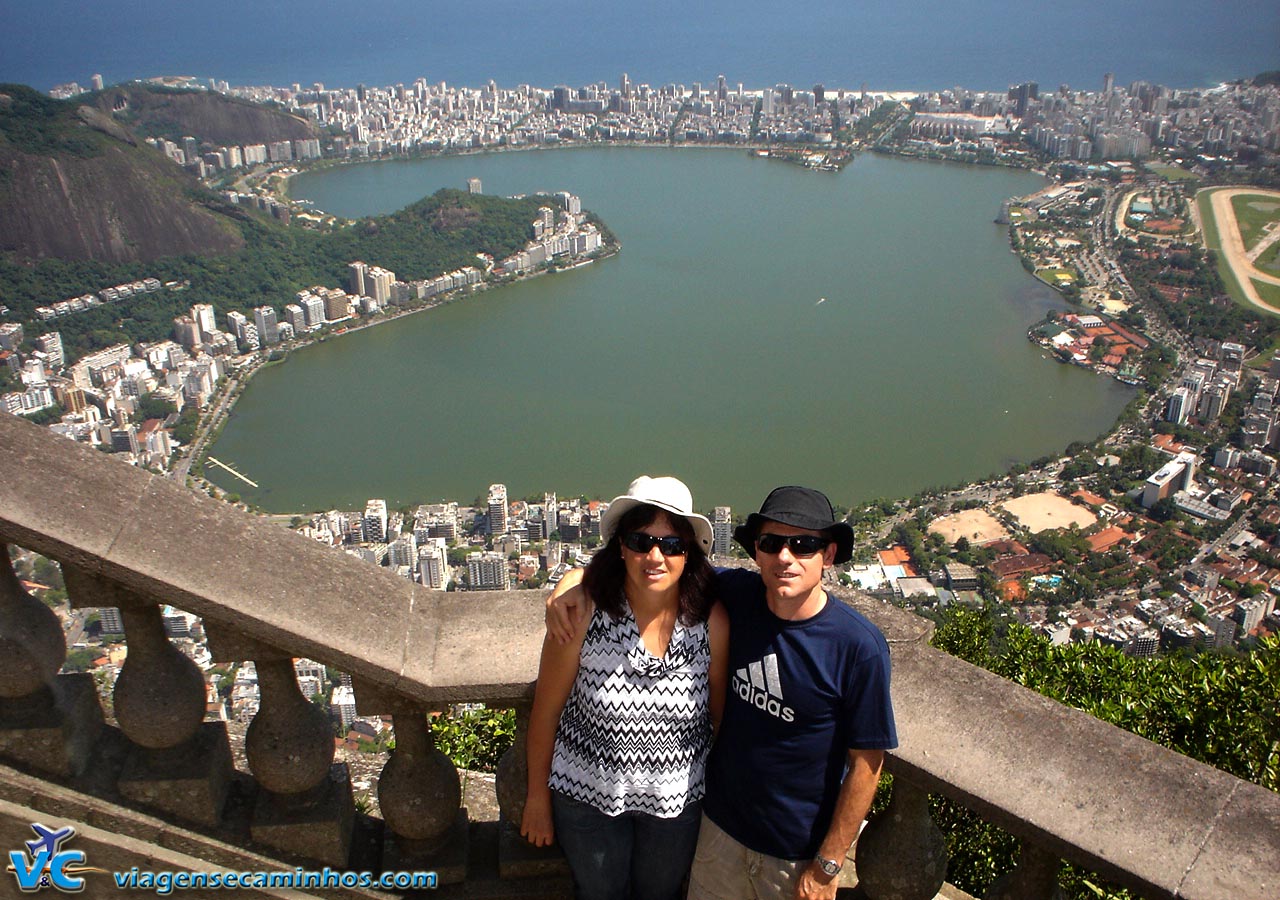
[686,813,802,900]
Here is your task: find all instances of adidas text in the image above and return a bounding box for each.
[734,676,795,722]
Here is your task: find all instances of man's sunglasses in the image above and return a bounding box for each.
[621,532,688,557]
[755,533,829,557]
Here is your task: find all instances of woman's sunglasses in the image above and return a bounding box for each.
[621,532,688,557]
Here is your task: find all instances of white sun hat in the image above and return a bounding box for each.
[598,475,713,552]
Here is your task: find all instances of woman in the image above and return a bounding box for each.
[521,475,729,900]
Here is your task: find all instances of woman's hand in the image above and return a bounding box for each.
[520,792,555,847]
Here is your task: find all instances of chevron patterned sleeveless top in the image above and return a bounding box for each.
[548,604,712,817]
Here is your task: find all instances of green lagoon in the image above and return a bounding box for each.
[206,148,1133,512]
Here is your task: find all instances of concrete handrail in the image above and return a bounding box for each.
[1,412,1276,899]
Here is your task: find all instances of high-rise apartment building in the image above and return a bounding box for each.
[467,551,510,590]
[226,311,248,343]
[388,533,418,568]
[284,304,307,335]
[363,499,388,543]
[417,540,450,589]
[488,483,509,534]
[348,261,368,297]
[253,306,279,346]
[330,685,356,729]
[299,294,326,328]
[34,333,64,369]
[712,506,733,557]
[0,323,24,351]
[556,192,581,215]
[322,289,350,322]
[1221,342,1245,373]
[1165,388,1191,426]
[543,493,558,537]
[1198,385,1229,422]
[366,267,395,304]
[172,316,201,350]
[98,606,124,634]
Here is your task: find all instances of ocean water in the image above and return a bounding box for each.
[0,0,1274,93]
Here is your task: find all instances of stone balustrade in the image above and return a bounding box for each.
[0,410,1276,899]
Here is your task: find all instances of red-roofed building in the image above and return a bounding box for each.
[1151,433,1188,454]
[1109,322,1150,350]
[878,546,913,567]
[990,553,1054,579]
[1086,526,1130,553]
[1072,489,1108,508]
[987,539,1030,557]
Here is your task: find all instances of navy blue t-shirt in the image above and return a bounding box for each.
[703,568,897,860]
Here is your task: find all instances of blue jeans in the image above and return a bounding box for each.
[551,792,703,900]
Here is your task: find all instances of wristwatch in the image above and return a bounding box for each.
[814,855,842,878]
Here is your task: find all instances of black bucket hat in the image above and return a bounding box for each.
[734,485,854,564]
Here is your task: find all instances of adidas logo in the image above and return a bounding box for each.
[732,653,795,723]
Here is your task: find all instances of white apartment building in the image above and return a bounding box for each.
[417,540,450,589]
[468,551,510,590]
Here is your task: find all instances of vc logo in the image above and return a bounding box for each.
[6,824,103,893]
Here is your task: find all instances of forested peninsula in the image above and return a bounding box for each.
[0,188,565,364]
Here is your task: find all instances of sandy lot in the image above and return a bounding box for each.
[928,509,1009,545]
[999,492,1096,534]
[1205,187,1280,313]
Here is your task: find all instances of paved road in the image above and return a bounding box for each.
[173,369,250,481]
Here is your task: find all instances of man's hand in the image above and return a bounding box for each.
[545,568,587,644]
[794,862,839,900]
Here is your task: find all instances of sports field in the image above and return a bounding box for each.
[999,492,1096,533]
[928,509,1009,545]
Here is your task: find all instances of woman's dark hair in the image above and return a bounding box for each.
[583,504,716,626]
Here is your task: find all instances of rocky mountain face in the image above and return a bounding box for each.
[0,84,247,263]
[92,84,317,147]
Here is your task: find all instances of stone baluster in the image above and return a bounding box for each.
[984,844,1066,900]
[247,658,335,793]
[495,699,565,879]
[854,778,948,900]
[494,699,530,829]
[62,564,230,825]
[113,604,206,748]
[205,622,353,867]
[0,546,102,777]
[352,679,466,884]
[0,545,66,698]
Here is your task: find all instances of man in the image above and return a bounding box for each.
[548,485,897,900]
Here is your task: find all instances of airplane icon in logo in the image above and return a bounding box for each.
[24,824,74,859]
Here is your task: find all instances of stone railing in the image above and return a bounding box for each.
[0,412,1277,899]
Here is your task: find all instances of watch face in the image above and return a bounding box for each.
[817,857,841,876]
